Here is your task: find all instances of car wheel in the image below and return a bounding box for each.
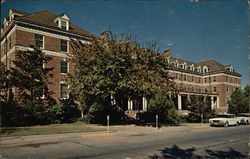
[224,121,229,128]
[235,122,239,126]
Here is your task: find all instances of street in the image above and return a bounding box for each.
[1,124,249,159]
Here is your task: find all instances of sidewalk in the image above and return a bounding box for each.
[0,123,211,147]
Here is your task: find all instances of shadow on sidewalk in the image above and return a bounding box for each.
[148,144,247,159]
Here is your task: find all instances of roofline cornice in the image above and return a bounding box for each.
[14,19,95,41]
[168,67,241,77]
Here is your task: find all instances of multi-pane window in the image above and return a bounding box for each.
[60,83,68,99]
[35,34,43,48]
[61,61,68,73]
[60,39,68,52]
[213,76,216,82]
[61,20,67,30]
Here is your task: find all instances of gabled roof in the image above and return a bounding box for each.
[10,8,29,15]
[14,9,95,38]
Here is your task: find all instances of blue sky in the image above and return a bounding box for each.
[2,0,249,87]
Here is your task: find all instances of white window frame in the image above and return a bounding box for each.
[35,34,44,49]
[60,39,69,53]
[60,82,69,99]
[60,60,69,74]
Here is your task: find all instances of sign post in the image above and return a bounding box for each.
[156,114,158,129]
[107,115,110,133]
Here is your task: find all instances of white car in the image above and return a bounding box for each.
[237,113,250,125]
[209,114,240,127]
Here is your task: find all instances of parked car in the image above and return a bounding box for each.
[237,113,250,125]
[209,114,240,127]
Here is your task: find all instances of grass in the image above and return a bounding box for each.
[0,122,113,137]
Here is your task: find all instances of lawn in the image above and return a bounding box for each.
[0,123,113,137]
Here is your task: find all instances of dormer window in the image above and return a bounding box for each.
[203,66,208,73]
[54,13,70,31]
[61,20,67,30]
[225,65,233,72]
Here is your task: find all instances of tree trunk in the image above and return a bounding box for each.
[80,108,84,118]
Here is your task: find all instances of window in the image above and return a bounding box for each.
[60,83,68,99]
[205,88,208,93]
[175,73,179,80]
[191,76,194,82]
[35,34,43,48]
[226,86,229,92]
[184,75,187,81]
[60,39,68,52]
[204,78,207,83]
[61,20,67,30]
[213,87,217,93]
[192,87,195,92]
[213,76,216,82]
[199,77,201,83]
[225,76,228,82]
[61,61,68,73]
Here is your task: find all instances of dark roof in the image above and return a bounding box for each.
[14,9,95,38]
[10,8,29,15]
[167,56,240,76]
[196,60,225,72]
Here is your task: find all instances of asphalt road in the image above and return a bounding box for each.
[1,124,249,159]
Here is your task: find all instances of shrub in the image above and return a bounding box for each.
[84,102,106,124]
[45,104,64,124]
[139,93,181,125]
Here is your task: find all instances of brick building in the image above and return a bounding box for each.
[163,50,241,114]
[1,9,94,102]
[1,9,241,114]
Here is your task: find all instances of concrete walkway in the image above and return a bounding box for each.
[0,123,210,147]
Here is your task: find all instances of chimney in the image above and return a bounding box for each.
[163,49,172,58]
[100,31,109,41]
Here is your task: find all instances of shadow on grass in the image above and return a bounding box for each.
[0,127,20,135]
[148,145,247,159]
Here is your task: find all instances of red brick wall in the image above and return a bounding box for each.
[45,36,60,52]
[16,30,35,47]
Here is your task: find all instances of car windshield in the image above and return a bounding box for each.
[238,114,250,117]
[216,115,231,118]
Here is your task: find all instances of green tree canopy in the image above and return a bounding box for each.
[187,95,214,122]
[228,85,250,115]
[69,32,176,119]
[11,46,55,105]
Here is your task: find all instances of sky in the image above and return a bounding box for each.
[1,0,249,87]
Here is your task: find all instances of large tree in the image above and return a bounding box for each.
[5,46,56,125]
[69,32,176,120]
[228,86,250,115]
[11,46,54,104]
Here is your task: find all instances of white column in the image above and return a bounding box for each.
[130,100,133,110]
[142,97,147,111]
[178,94,182,110]
[217,96,219,108]
[128,99,131,110]
[211,96,214,109]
